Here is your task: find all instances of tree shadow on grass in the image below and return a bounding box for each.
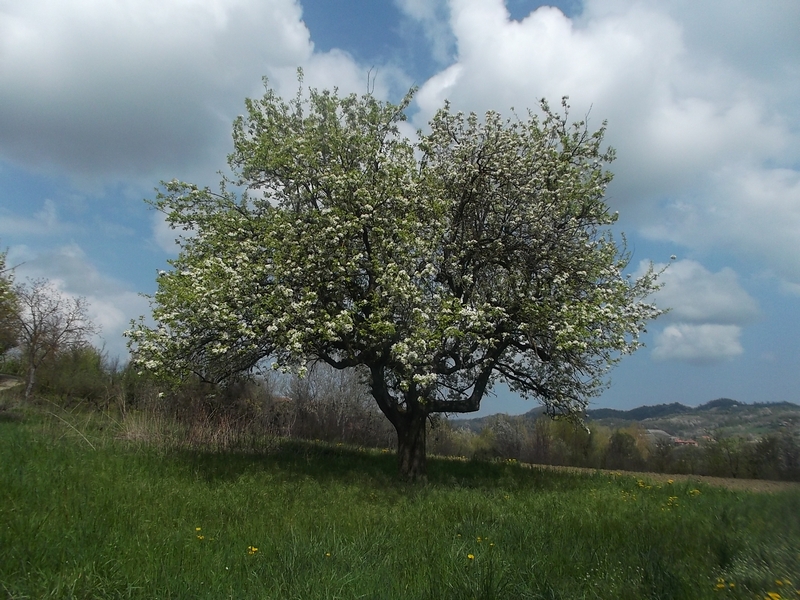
[172,439,396,486]
[168,438,600,494]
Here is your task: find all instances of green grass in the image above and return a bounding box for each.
[1,409,798,599]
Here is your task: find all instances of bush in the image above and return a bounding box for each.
[35,346,116,407]
[605,431,645,471]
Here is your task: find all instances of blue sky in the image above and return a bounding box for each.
[1,0,798,415]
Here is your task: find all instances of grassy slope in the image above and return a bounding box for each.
[1,411,798,599]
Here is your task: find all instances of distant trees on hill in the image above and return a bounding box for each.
[434,412,799,481]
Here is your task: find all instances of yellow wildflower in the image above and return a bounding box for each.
[467,554,474,560]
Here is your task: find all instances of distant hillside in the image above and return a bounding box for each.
[586,402,692,421]
[626,399,800,440]
[452,398,800,440]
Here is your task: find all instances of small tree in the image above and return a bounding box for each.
[12,279,98,399]
[128,77,662,480]
[35,345,113,407]
[605,431,644,471]
[529,414,553,464]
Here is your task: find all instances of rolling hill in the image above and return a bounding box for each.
[453,398,800,440]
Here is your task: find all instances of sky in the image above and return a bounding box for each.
[1,0,798,416]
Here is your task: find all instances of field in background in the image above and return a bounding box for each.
[1,406,798,599]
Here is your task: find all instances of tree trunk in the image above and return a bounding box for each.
[24,365,36,400]
[394,410,428,482]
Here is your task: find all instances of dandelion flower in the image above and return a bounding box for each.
[248,546,258,555]
[467,554,474,560]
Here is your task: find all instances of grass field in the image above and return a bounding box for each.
[1,408,799,599]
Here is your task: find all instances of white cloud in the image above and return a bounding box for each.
[641,0,800,84]
[266,50,410,101]
[652,323,743,364]
[643,259,760,325]
[634,259,759,364]
[394,0,455,64]
[0,0,387,186]
[644,167,800,288]
[413,0,791,197]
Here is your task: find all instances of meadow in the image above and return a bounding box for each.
[1,407,798,599]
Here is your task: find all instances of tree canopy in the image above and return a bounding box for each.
[127,77,662,479]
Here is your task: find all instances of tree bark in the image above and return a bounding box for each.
[368,365,430,481]
[24,364,36,400]
[394,408,428,482]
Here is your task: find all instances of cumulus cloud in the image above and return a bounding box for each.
[645,259,760,325]
[266,50,410,101]
[644,167,800,288]
[395,0,455,64]
[652,324,743,364]
[414,0,791,195]
[0,0,394,185]
[643,0,800,85]
[636,259,759,364]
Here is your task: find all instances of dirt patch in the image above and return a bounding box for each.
[524,462,800,493]
[0,374,23,391]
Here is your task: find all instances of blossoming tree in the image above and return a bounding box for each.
[127,78,662,480]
